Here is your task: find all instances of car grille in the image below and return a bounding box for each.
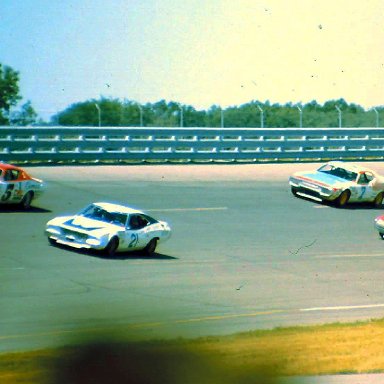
[298,186,322,198]
[62,228,88,241]
[301,181,320,190]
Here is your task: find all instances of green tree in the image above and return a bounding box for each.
[120,100,146,126]
[55,98,124,126]
[0,63,22,125]
[205,105,223,127]
[178,105,206,127]
[149,100,180,127]
[10,101,37,126]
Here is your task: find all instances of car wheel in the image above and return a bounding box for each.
[144,239,157,256]
[373,192,384,208]
[291,187,299,196]
[21,191,33,210]
[105,237,119,257]
[336,190,350,207]
[380,233,384,240]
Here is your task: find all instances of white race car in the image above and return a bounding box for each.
[0,162,44,209]
[289,161,384,207]
[45,202,172,256]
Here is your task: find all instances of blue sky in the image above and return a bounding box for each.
[1,0,384,120]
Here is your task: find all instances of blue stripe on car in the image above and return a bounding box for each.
[301,172,347,186]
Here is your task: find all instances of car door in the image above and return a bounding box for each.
[124,214,151,250]
[0,169,24,203]
[353,172,376,201]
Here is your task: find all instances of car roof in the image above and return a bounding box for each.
[327,161,375,174]
[93,202,143,215]
[0,162,22,171]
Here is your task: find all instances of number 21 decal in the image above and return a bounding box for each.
[128,233,139,248]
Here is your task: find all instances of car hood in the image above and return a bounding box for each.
[294,171,348,187]
[48,215,122,235]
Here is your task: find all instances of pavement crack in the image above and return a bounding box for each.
[289,239,317,255]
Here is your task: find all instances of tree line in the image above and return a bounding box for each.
[53,97,382,128]
[0,62,382,128]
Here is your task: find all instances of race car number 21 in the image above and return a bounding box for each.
[128,233,139,248]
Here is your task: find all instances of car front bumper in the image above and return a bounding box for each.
[45,226,107,250]
[289,177,340,201]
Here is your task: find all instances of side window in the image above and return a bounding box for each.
[365,172,374,183]
[142,214,156,225]
[11,170,19,180]
[4,170,19,181]
[3,171,12,181]
[357,173,371,185]
[128,215,140,229]
[137,215,149,228]
[318,164,333,173]
[128,215,149,229]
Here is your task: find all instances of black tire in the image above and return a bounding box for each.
[335,190,350,207]
[21,191,33,210]
[143,238,157,256]
[291,187,299,197]
[373,192,384,208]
[104,237,119,256]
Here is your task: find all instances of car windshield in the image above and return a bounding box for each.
[79,204,127,226]
[318,164,357,182]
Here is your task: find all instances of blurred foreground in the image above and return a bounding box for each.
[2,319,384,383]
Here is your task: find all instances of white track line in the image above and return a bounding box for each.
[314,253,384,259]
[146,207,228,212]
[300,303,384,312]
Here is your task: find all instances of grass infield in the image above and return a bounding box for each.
[1,318,384,383]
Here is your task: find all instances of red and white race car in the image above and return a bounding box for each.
[0,163,44,209]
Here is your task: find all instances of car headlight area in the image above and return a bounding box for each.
[86,238,102,246]
[46,226,62,236]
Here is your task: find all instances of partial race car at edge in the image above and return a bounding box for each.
[0,162,45,209]
[289,161,384,208]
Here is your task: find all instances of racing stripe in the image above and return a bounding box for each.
[296,172,346,188]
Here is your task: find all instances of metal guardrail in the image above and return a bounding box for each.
[1,126,384,163]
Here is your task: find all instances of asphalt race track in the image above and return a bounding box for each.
[2,162,384,353]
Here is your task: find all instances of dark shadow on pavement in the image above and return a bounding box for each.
[0,205,51,213]
[109,251,178,261]
[49,242,178,261]
[293,195,384,210]
[341,202,384,210]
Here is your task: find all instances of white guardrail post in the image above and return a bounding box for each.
[0,126,383,163]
